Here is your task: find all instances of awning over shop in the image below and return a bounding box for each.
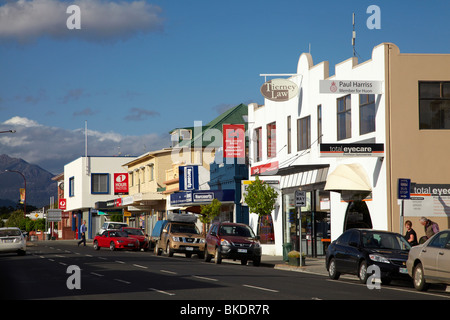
[279,165,329,189]
[324,163,372,192]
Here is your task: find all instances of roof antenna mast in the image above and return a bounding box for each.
[352,13,356,57]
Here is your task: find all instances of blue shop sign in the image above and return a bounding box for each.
[179,165,199,191]
[170,190,235,206]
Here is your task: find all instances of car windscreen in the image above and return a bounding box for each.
[109,223,127,229]
[0,229,22,237]
[219,225,255,237]
[124,229,144,236]
[361,231,411,250]
[109,231,128,238]
[170,224,200,234]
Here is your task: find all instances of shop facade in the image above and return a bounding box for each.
[248,42,450,257]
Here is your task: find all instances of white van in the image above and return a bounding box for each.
[98,221,128,235]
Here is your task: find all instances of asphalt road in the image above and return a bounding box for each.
[1,241,449,309]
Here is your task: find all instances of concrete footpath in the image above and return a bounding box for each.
[260,255,328,276]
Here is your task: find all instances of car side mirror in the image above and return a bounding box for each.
[254,235,260,241]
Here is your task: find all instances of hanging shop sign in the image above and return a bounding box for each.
[260,78,299,102]
[320,143,384,157]
[179,165,199,191]
[319,80,383,94]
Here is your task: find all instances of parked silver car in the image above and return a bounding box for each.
[0,227,26,256]
[406,230,450,291]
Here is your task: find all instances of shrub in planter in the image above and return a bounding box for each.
[287,250,305,266]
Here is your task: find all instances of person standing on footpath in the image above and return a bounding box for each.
[404,220,418,246]
[419,217,439,243]
[78,220,87,247]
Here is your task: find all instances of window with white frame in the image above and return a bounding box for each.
[297,116,311,151]
[337,95,351,140]
[360,94,375,135]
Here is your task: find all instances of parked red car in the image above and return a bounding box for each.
[121,227,149,251]
[204,222,262,266]
[93,230,139,251]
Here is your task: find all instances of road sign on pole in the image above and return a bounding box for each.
[47,209,62,222]
[295,190,306,207]
[398,178,411,199]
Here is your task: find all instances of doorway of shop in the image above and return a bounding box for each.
[343,200,373,231]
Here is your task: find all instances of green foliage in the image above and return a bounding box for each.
[109,214,124,222]
[199,199,221,225]
[3,210,48,231]
[244,176,278,217]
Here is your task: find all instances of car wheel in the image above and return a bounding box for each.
[253,256,261,267]
[413,262,428,291]
[154,242,162,255]
[358,260,368,284]
[110,241,116,251]
[204,248,212,262]
[328,257,340,280]
[214,247,222,264]
[166,242,173,257]
[93,240,100,250]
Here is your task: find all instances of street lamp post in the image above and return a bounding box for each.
[4,170,27,217]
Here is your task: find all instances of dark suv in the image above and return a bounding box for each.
[204,222,262,266]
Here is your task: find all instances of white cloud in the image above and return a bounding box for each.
[0,116,168,173]
[0,0,164,43]
[3,116,41,127]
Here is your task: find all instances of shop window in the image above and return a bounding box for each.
[254,127,262,162]
[359,94,375,135]
[337,95,351,140]
[317,105,322,144]
[419,81,450,129]
[287,116,291,154]
[258,214,275,244]
[297,116,311,151]
[343,200,372,231]
[267,122,276,158]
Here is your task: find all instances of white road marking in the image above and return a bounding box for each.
[148,288,175,296]
[243,284,279,293]
[192,275,218,282]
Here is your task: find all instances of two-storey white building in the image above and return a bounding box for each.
[64,156,136,239]
[248,43,450,258]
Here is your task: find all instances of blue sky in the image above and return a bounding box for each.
[1,0,450,173]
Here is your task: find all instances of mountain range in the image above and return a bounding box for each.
[0,154,57,208]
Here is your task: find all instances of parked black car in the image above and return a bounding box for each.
[326,229,411,285]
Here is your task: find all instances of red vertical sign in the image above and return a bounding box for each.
[58,198,66,210]
[114,173,129,195]
[223,124,245,158]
